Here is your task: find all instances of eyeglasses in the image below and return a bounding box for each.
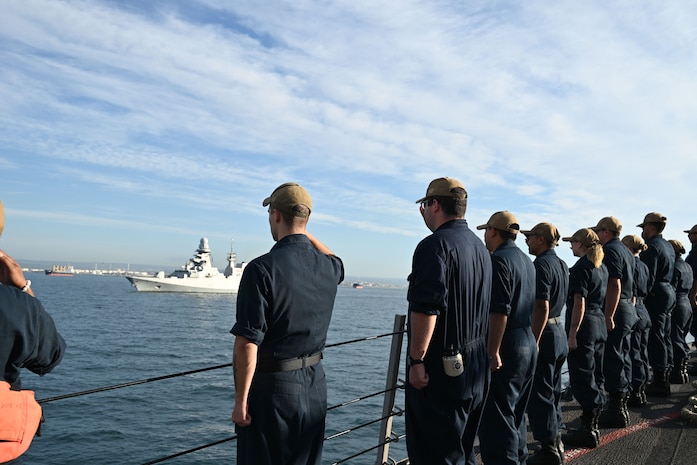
[419,199,435,210]
[524,235,538,243]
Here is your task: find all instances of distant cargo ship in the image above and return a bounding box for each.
[45,265,76,276]
[126,238,246,294]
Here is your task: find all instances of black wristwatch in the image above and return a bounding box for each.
[409,356,424,366]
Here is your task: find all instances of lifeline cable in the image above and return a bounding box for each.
[37,330,405,404]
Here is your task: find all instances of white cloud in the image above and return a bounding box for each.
[1,0,696,276]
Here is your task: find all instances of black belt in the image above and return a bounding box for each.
[256,352,323,373]
[547,316,561,324]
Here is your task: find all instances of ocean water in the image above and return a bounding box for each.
[20,273,409,465]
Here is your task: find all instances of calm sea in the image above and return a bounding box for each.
[21,273,409,465]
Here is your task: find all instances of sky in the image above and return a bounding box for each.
[1,0,696,280]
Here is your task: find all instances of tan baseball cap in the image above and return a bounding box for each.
[521,222,561,245]
[621,234,647,252]
[0,199,4,237]
[562,228,599,247]
[668,239,686,256]
[476,211,520,234]
[262,182,312,218]
[637,212,667,228]
[591,216,622,233]
[415,177,467,203]
[684,225,697,234]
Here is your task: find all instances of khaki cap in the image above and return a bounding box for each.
[476,211,520,235]
[684,225,697,234]
[562,228,599,247]
[521,222,561,245]
[591,216,622,233]
[668,239,686,256]
[415,177,467,203]
[262,182,312,218]
[0,199,3,237]
[637,212,667,228]
[621,234,647,253]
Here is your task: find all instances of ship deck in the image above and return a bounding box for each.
[525,371,697,465]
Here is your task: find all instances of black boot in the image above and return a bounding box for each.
[555,434,565,464]
[640,382,648,405]
[670,360,688,384]
[562,409,600,449]
[527,438,563,465]
[627,384,646,407]
[621,391,630,424]
[646,369,671,397]
[598,392,629,428]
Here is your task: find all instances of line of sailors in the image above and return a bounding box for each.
[524,213,696,465]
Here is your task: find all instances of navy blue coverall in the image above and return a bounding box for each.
[601,238,638,395]
[479,240,537,465]
[526,249,569,445]
[670,257,693,365]
[231,234,344,465]
[405,219,492,465]
[640,235,676,372]
[566,256,608,411]
[630,257,651,391]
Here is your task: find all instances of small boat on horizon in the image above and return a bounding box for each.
[126,238,246,294]
[45,265,75,276]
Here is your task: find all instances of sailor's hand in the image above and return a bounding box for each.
[605,316,615,332]
[0,249,32,296]
[568,334,578,351]
[232,401,252,427]
[409,364,429,390]
[489,352,502,372]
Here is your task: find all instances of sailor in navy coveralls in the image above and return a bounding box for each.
[231,183,344,465]
[1,200,66,465]
[477,211,537,465]
[667,239,693,384]
[638,212,676,397]
[561,228,608,450]
[621,235,651,407]
[522,222,569,465]
[405,177,492,465]
[684,225,697,339]
[592,217,637,428]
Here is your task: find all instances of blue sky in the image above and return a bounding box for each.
[1,0,696,279]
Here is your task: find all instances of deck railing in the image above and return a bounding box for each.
[38,314,410,465]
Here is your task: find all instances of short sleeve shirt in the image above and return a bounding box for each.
[673,258,694,295]
[602,237,635,300]
[407,220,492,347]
[1,286,66,389]
[633,256,649,299]
[490,240,535,330]
[568,256,609,312]
[231,234,344,361]
[533,249,569,319]
[640,235,675,293]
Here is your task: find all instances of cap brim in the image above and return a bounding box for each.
[262,197,271,207]
[561,237,573,242]
[636,223,645,228]
[476,224,488,230]
[414,196,428,204]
